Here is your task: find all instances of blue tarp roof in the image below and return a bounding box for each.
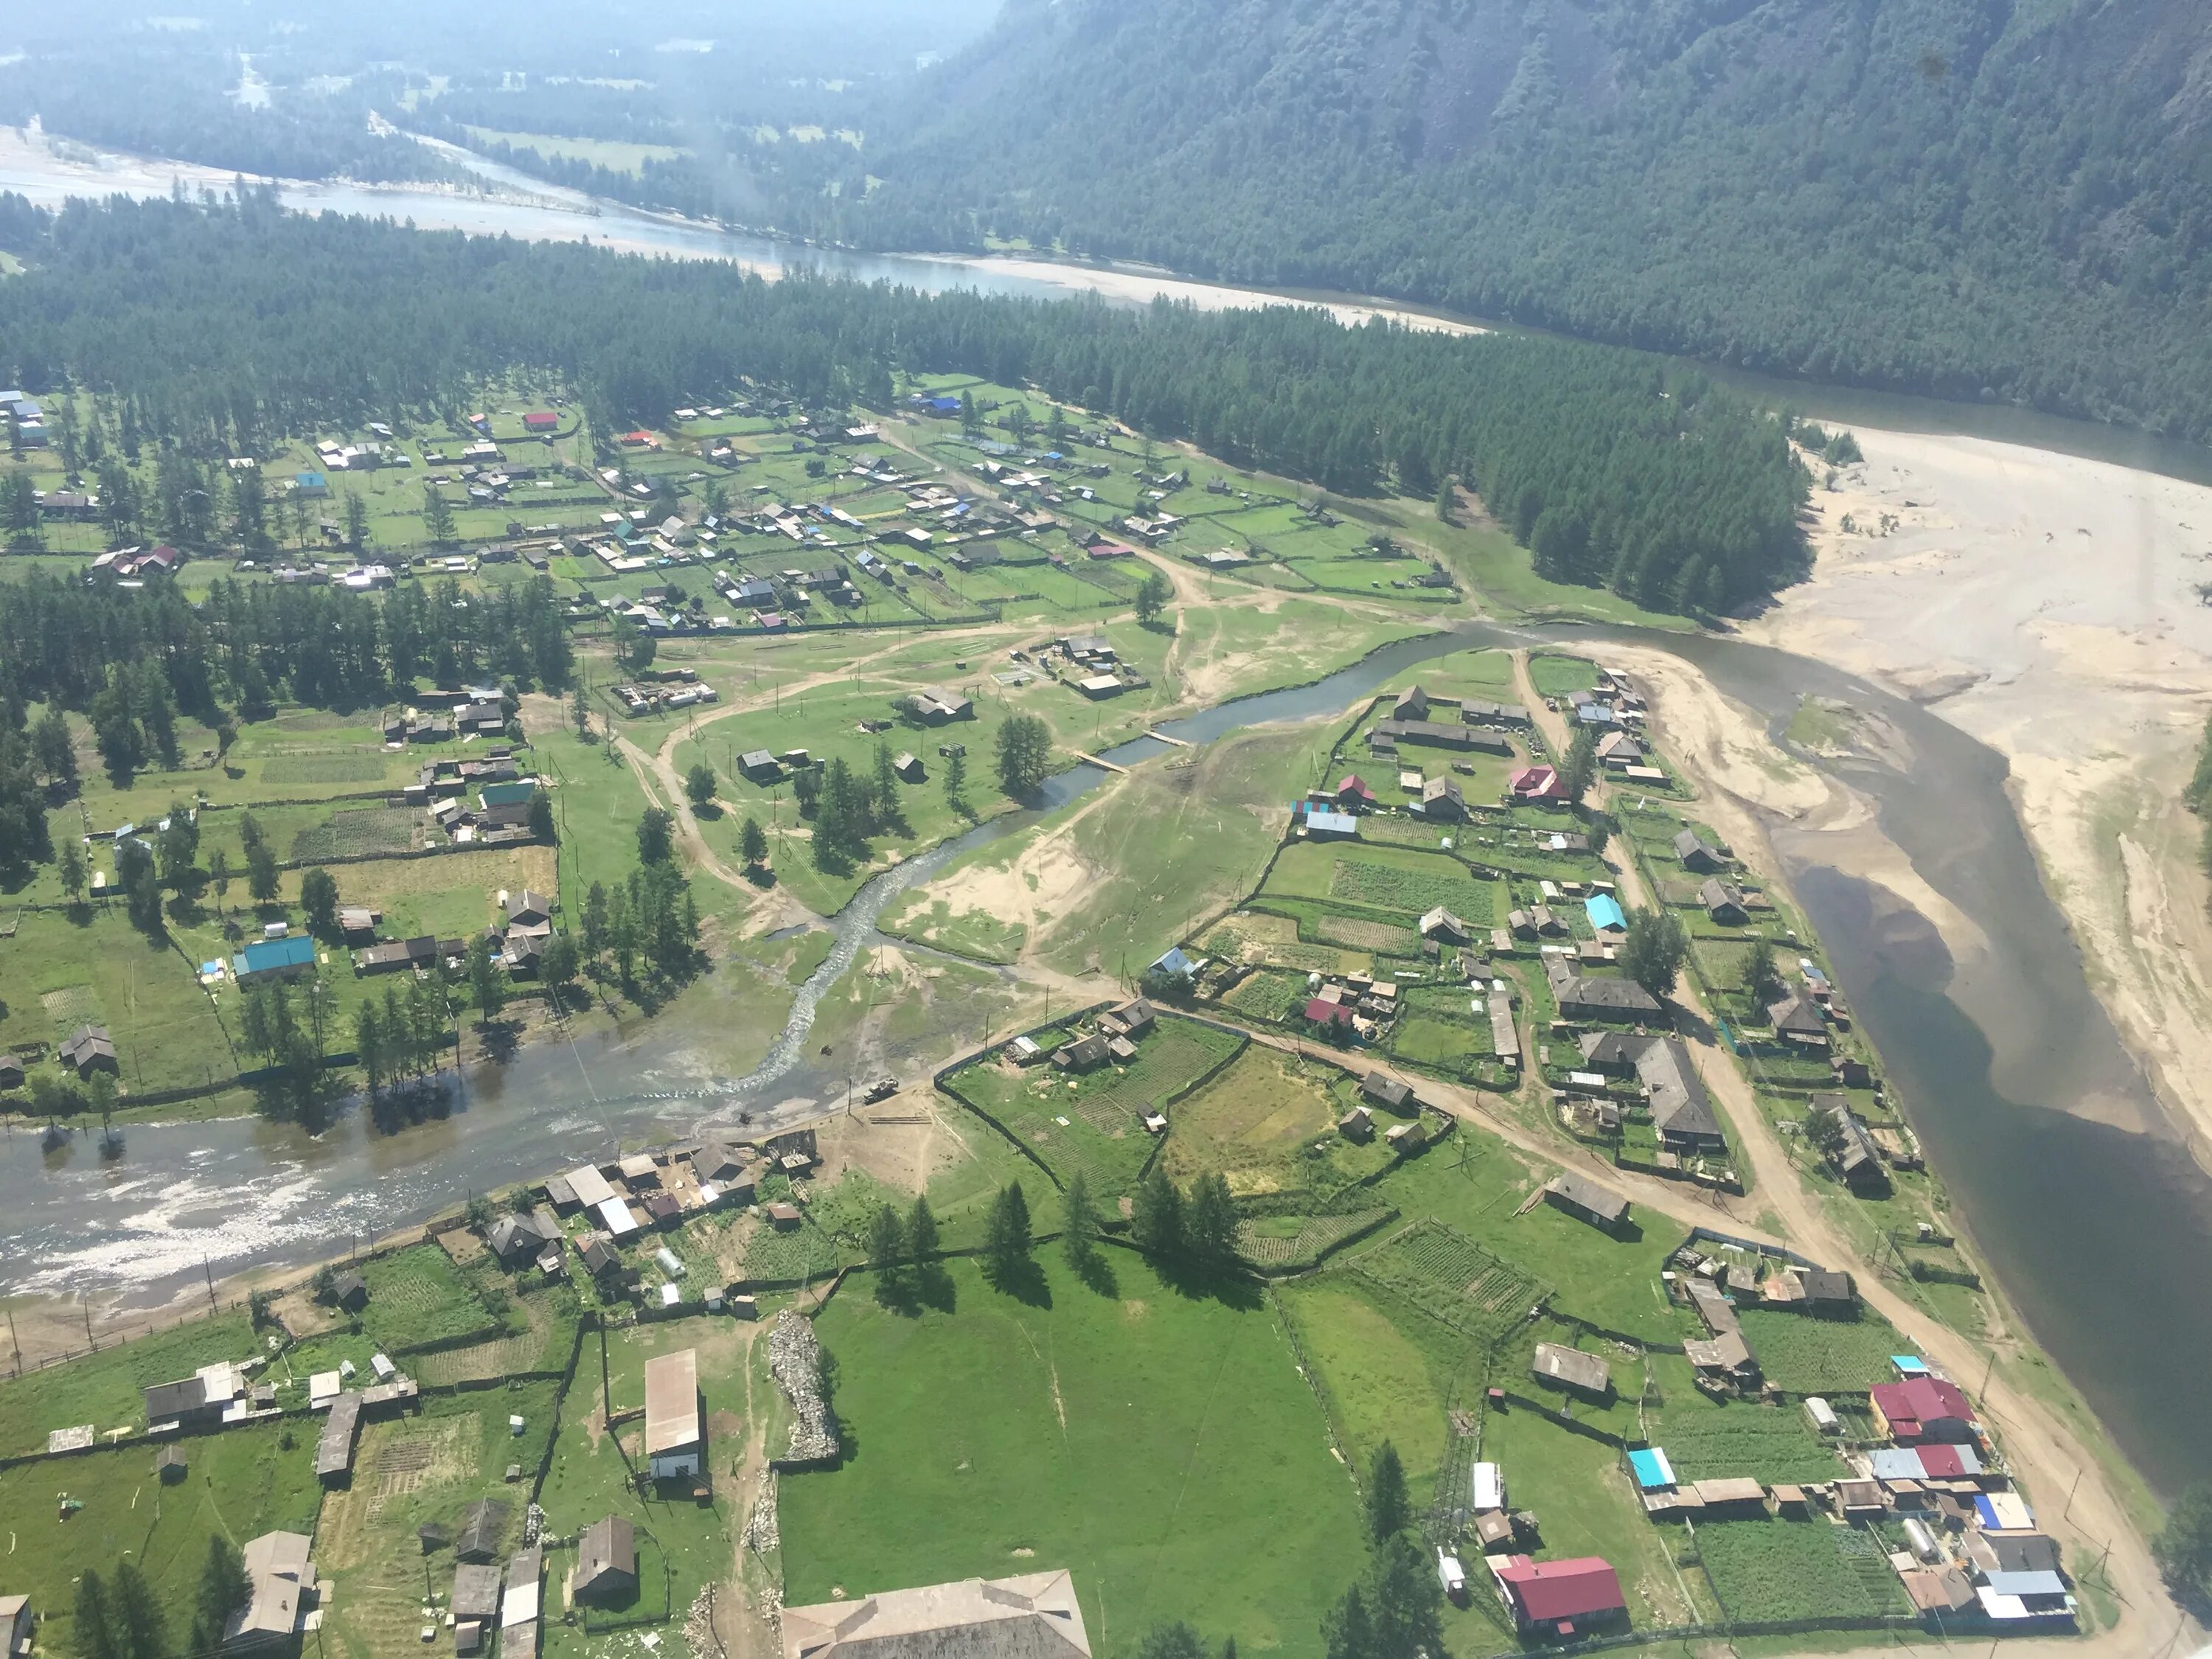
[1891,1354,1929,1376]
[1585,894,1627,932]
[1627,1447,1674,1490]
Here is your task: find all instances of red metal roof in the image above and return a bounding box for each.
[1914,1444,1972,1478]
[1872,1377,1972,1432]
[524,411,557,428]
[1304,998,1355,1027]
[1498,1557,1625,1624]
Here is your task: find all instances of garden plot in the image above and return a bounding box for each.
[1350,1220,1549,1341]
[1694,1518,1910,1623]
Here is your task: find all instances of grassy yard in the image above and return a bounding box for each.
[532,1316,747,1653]
[941,1017,1245,1197]
[0,1310,257,1459]
[355,1242,507,1354]
[1155,1045,1342,1194]
[0,908,239,1099]
[778,1253,1365,1658]
[0,1422,323,1652]
[1262,840,1496,924]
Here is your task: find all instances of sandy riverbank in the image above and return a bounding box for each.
[904,252,1489,336]
[1744,427,2212,1162]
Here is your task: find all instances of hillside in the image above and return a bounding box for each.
[788,0,2212,442]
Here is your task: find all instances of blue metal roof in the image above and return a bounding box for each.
[1627,1447,1674,1489]
[234,935,317,975]
[1305,809,1359,837]
[1585,894,1627,933]
[1152,947,1195,978]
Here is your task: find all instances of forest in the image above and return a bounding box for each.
[678,0,2212,447]
[0,192,1808,618]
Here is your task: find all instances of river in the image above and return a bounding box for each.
[5,134,2212,1495]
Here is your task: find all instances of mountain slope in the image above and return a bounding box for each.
[807,0,2212,441]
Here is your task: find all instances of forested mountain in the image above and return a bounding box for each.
[762,0,2212,444]
[0,193,1806,615]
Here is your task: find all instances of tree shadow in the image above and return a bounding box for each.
[983,1253,1052,1309]
[694,801,725,822]
[476,1018,525,1064]
[1149,1253,1264,1311]
[914,1260,957,1313]
[1067,1245,1119,1298]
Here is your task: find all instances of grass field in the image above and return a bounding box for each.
[1155,1046,1342,1194]
[1276,1275,1465,1506]
[0,1310,257,1459]
[778,1253,1365,1658]
[877,894,1027,964]
[1264,841,1493,923]
[1694,1517,1910,1622]
[1349,1220,1548,1343]
[0,1422,323,1652]
[1648,1360,1850,1485]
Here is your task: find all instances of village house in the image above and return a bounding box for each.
[1,1596,30,1659]
[1361,1071,1415,1113]
[1767,992,1829,1046]
[1420,776,1468,820]
[1053,1032,1111,1071]
[1544,959,1662,1023]
[1491,1557,1627,1639]
[1673,830,1725,872]
[574,1516,639,1604]
[1509,765,1568,804]
[60,1023,119,1078]
[1871,1377,1978,1445]
[143,1360,250,1427]
[1531,1342,1611,1398]
[644,1349,706,1480]
[225,1533,319,1650]
[1543,1172,1630,1234]
[1700,879,1749,926]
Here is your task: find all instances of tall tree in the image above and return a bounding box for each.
[1619,906,1689,1000]
[740,816,768,869]
[985,1181,1032,1281]
[465,933,505,1026]
[636,806,674,864]
[1133,1167,1184,1259]
[421,481,456,546]
[1562,725,1598,804]
[1060,1166,1100,1267]
[1187,1172,1239,1267]
[994,714,1052,797]
[299,866,339,937]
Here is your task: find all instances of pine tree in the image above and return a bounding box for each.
[1188,1172,1239,1267]
[112,1559,173,1659]
[740,817,768,869]
[986,1181,1032,1281]
[1133,1167,1185,1259]
[908,1194,939,1259]
[944,748,969,816]
[1061,1167,1100,1266]
[76,1569,123,1659]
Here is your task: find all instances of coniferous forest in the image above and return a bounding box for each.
[553,0,2212,447]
